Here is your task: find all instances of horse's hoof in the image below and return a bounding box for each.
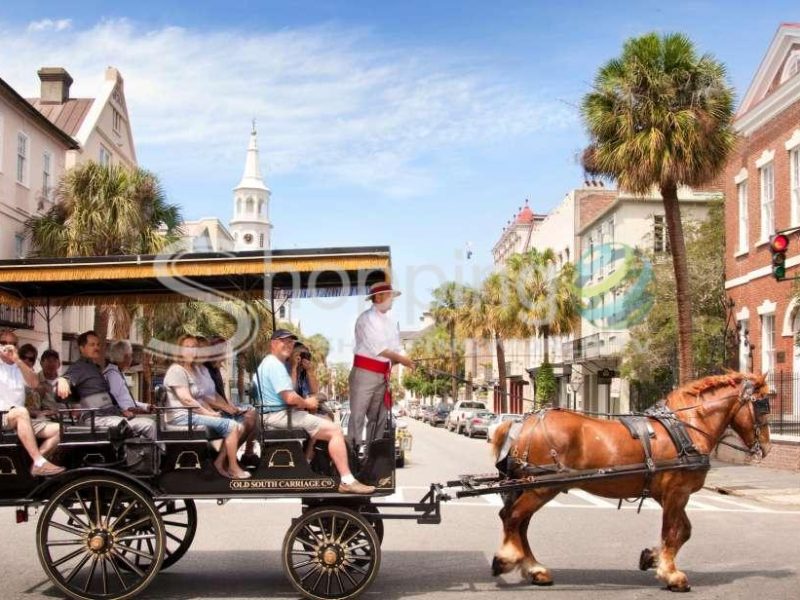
[639,548,656,571]
[666,585,692,593]
[529,577,554,587]
[491,557,503,577]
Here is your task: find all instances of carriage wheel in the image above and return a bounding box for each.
[155,499,197,569]
[357,504,384,545]
[282,506,381,600]
[36,476,165,600]
[116,498,197,571]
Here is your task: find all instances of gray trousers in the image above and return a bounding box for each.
[348,367,388,448]
[94,415,157,440]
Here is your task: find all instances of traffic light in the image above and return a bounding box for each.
[770,233,789,281]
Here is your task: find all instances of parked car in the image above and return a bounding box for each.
[464,410,496,438]
[486,413,524,443]
[339,412,412,468]
[446,400,489,434]
[420,405,435,423]
[428,403,452,427]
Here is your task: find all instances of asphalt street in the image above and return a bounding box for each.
[1,417,798,600]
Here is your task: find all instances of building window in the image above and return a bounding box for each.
[737,181,749,252]
[761,314,775,375]
[99,145,111,167]
[16,132,28,185]
[791,148,800,227]
[246,197,254,213]
[278,305,286,319]
[258,233,264,248]
[654,215,670,253]
[112,108,122,133]
[760,162,775,240]
[14,233,24,258]
[738,319,749,371]
[42,151,52,200]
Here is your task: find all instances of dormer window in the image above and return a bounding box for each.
[780,50,800,84]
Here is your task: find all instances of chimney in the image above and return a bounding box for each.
[37,67,73,104]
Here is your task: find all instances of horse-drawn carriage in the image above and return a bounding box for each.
[0,246,774,599]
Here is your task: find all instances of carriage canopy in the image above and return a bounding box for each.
[0,246,392,307]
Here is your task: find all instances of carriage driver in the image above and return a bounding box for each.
[55,331,156,439]
[0,329,64,476]
[256,329,375,494]
[348,282,414,457]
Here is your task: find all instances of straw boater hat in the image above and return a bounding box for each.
[366,282,401,299]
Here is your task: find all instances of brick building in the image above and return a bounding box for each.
[724,23,800,467]
[725,24,800,383]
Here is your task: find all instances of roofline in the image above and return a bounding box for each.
[0,246,392,268]
[0,76,80,149]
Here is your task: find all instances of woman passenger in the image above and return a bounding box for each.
[163,335,250,480]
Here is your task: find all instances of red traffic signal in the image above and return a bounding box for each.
[770,234,789,253]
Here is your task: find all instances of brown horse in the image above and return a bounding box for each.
[490,372,771,592]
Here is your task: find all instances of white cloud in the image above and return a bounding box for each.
[3,19,572,196]
[26,18,72,32]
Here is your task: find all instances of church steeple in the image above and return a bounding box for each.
[230,123,273,251]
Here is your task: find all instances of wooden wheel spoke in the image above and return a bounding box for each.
[347,539,372,553]
[94,485,103,527]
[343,560,369,576]
[49,520,86,537]
[326,570,333,596]
[107,553,129,589]
[109,499,139,529]
[291,550,316,557]
[310,568,325,592]
[114,542,155,563]
[51,547,88,568]
[101,555,109,595]
[334,569,345,592]
[57,504,90,531]
[300,564,324,583]
[162,519,189,528]
[115,534,157,544]
[340,565,359,587]
[301,524,324,545]
[113,515,153,537]
[105,489,120,528]
[110,548,146,577]
[64,551,92,584]
[82,555,99,593]
[46,539,86,547]
[292,558,316,569]
[165,530,184,545]
[75,491,94,528]
[340,528,362,547]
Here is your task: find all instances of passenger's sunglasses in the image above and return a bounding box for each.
[0,340,17,347]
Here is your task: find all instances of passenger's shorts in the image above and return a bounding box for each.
[261,409,328,436]
[2,407,51,436]
[172,413,240,438]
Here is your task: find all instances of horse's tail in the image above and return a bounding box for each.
[492,419,514,461]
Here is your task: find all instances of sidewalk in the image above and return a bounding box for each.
[703,459,800,506]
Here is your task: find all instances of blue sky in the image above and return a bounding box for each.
[1,1,797,360]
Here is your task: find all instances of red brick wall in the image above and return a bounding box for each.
[715,439,800,471]
[724,95,800,377]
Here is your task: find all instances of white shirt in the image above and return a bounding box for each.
[0,361,26,412]
[353,306,402,363]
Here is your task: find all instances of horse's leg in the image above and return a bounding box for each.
[492,488,558,583]
[655,492,693,592]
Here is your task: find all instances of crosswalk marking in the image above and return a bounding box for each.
[194,487,797,515]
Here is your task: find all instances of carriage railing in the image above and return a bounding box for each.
[153,406,208,440]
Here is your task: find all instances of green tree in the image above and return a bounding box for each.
[622,200,734,405]
[506,248,581,363]
[403,325,463,401]
[25,162,182,347]
[430,282,471,400]
[582,32,735,384]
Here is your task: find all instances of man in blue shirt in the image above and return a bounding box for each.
[256,329,374,495]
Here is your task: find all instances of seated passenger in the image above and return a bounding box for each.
[20,343,39,411]
[163,335,250,480]
[257,329,374,494]
[55,331,156,439]
[291,342,332,420]
[28,349,70,425]
[103,340,153,415]
[0,329,63,476]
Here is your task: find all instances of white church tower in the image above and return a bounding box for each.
[230,122,273,251]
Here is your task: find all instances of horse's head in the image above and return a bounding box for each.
[728,374,772,459]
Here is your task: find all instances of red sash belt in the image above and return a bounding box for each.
[353,354,392,409]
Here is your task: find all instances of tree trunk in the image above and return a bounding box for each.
[449,323,458,401]
[542,325,550,364]
[661,182,694,384]
[496,335,507,413]
[93,306,110,357]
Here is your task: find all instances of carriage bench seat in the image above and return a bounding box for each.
[0,431,20,446]
[60,425,112,444]
[157,423,212,441]
[262,428,308,441]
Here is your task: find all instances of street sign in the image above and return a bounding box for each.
[597,368,617,385]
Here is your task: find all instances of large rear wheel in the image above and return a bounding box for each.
[36,476,165,600]
[282,506,381,600]
[155,499,197,570]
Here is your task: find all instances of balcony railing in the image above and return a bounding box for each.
[0,304,35,329]
[562,330,628,362]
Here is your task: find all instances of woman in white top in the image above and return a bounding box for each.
[163,335,250,480]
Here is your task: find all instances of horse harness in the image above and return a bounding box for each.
[492,381,769,512]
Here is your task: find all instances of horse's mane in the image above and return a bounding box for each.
[666,371,767,407]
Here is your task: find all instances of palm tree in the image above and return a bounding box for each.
[581,32,735,384]
[507,249,581,363]
[430,282,470,400]
[25,161,182,347]
[458,275,519,412]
